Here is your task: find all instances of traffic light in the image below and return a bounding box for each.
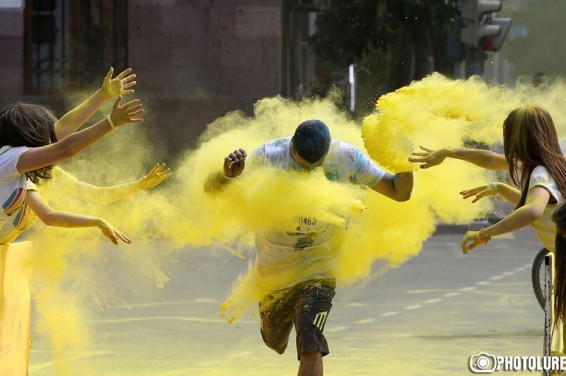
[460,0,511,52]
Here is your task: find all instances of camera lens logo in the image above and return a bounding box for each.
[469,352,498,373]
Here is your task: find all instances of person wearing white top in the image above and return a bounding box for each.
[207,119,414,376]
[0,68,147,376]
[409,105,566,354]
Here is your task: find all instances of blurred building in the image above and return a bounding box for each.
[0,0,326,154]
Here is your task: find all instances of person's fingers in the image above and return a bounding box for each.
[122,73,136,83]
[126,103,144,113]
[467,241,479,252]
[461,238,478,254]
[147,164,160,175]
[107,233,118,245]
[104,67,114,82]
[160,170,173,180]
[116,67,132,79]
[117,231,132,244]
[461,237,468,254]
[113,95,123,110]
[122,80,136,88]
[128,108,145,118]
[121,98,141,109]
[239,148,247,158]
[420,146,432,152]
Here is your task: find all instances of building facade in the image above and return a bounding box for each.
[0,0,309,153]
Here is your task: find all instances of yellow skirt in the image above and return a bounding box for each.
[0,242,32,376]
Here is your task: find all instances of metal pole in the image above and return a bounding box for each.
[544,254,551,376]
[348,63,355,112]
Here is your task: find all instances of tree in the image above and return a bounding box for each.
[502,0,566,81]
[310,0,459,93]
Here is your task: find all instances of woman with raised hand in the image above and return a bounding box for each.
[409,105,566,353]
[0,89,144,375]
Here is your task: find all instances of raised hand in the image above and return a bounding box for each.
[408,146,448,169]
[460,184,497,203]
[109,96,144,127]
[139,163,172,190]
[224,148,247,178]
[99,67,136,100]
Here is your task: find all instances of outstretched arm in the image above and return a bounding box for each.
[26,190,131,244]
[409,146,508,171]
[55,67,136,139]
[17,96,144,174]
[371,171,413,202]
[461,186,549,253]
[72,163,172,204]
[460,182,521,206]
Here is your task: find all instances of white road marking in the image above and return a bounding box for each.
[355,318,376,324]
[423,298,443,304]
[326,326,349,332]
[90,316,257,324]
[404,305,422,310]
[443,292,460,298]
[380,311,399,317]
[28,351,114,372]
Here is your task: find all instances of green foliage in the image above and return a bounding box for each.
[309,0,459,66]
[309,0,385,66]
[502,0,566,77]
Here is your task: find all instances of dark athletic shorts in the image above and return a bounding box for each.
[259,278,336,360]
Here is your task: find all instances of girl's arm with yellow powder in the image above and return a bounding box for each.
[71,163,172,204]
[461,186,549,253]
[26,190,132,245]
[460,182,521,206]
[409,146,508,171]
[18,96,144,174]
[54,67,136,139]
[372,171,413,202]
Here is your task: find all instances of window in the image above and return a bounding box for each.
[25,0,128,93]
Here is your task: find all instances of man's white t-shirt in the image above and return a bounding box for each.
[250,137,386,289]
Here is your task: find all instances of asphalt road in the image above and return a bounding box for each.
[28,225,546,376]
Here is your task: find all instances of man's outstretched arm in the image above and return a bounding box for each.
[371,171,413,202]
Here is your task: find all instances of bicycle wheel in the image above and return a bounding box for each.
[532,248,550,310]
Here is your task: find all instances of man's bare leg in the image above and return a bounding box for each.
[298,351,323,376]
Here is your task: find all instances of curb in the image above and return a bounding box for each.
[434,220,494,235]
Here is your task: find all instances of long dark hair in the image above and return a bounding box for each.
[503,107,566,322]
[0,103,58,183]
[503,106,566,207]
[552,203,566,322]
